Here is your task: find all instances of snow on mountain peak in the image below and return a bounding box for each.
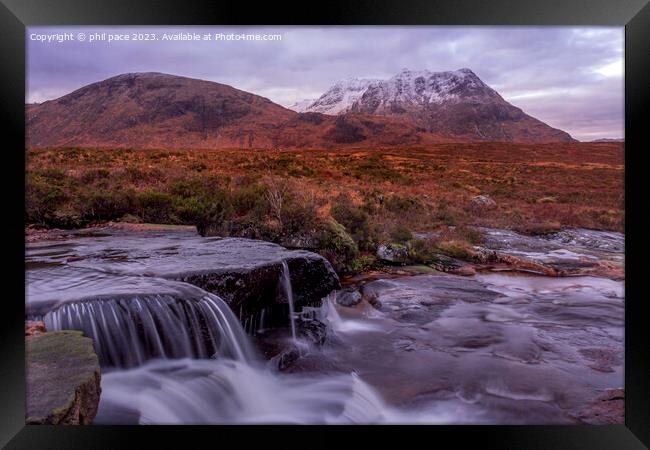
[302,77,381,114]
[298,68,495,115]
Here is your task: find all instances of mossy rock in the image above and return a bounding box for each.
[26,330,101,425]
[316,218,359,273]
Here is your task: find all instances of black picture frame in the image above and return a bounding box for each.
[1,0,648,448]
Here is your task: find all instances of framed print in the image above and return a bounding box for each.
[1,0,648,448]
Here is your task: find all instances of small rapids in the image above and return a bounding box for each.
[26,228,625,424]
[96,359,402,424]
[42,293,253,368]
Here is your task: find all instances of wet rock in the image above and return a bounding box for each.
[474,247,559,276]
[360,285,383,310]
[279,234,320,250]
[262,318,328,371]
[180,251,340,319]
[270,346,301,371]
[298,316,328,346]
[25,320,47,337]
[572,388,624,424]
[361,274,502,324]
[453,265,477,276]
[429,254,477,276]
[377,243,410,264]
[26,330,101,424]
[27,233,342,321]
[336,288,362,307]
[579,348,622,373]
[477,227,624,279]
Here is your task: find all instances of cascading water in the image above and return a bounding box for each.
[27,229,626,425]
[95,358,400,424]
[280,260,297,343]
[42,292,254,368]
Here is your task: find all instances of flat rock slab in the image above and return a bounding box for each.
[26,232,340,318]
[26,330,101,424]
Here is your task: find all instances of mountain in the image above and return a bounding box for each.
[298,68,575,143]
[26,72,297,149]
[26,71,575,149]
[590,138,624,143]
[300,78,381,114]
[287,98,317,113]
[27,73,449,149]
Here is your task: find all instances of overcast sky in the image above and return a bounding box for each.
[27,26,623,141]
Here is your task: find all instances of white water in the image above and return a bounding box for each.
[27,228,625,425]
[94,294,482,424]
[42,292,255,368]
[96,358,398,424]
[280,260,297,343]
[318,293,382,334]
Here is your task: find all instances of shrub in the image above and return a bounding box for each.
[435,239,477,261]
[330,195,377,250]
[80,168,110,184]
[173,196,207,223]
[349,254,379,272]
[26,174,69,224]
[316,218,359,273]
[137,190,175,223]
[384,193,424,215]
[405,238,438,263]
[80,190,132,221]
[352,155,405,183]
[389,225,413,243]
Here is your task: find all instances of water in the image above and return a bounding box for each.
[280,260,297,343]
[479,227,625,268]
[43,293,253,368]
[26,228,625,424]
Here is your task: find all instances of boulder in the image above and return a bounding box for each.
[26,330,101,424]
[30,234,342,323]
[180,251,341,319]
[470,195,496,211]
[376,243,410,264]
[572,388,624,424]
[336,288,362,307]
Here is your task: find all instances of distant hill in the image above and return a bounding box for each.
[589,138,624,143]
[26,71,575,149]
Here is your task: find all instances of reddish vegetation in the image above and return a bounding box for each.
[26,141,624,233]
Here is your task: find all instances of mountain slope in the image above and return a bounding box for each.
[27,71,574,149]
[301,68,575,143]
[27,73,451,149]
[26,72,298,149]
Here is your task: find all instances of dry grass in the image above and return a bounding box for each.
[26,142,624,232]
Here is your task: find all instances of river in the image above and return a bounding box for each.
[25,227,624,424]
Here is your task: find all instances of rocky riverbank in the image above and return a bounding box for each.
[25,322,101,424]
[25,225,624,424]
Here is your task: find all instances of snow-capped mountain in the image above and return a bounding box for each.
[28,71,575,148]
[300,68,501,115]
[352,68,500,112]
[297,68,574,142]
[287,98,316,113]
[298,78,381,115]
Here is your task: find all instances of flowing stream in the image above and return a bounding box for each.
[25,227,624,424]
[280,260,297,343]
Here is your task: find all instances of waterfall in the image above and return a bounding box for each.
[96,358,397,424]
[280,261,297,343]
[43,292,254,368]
